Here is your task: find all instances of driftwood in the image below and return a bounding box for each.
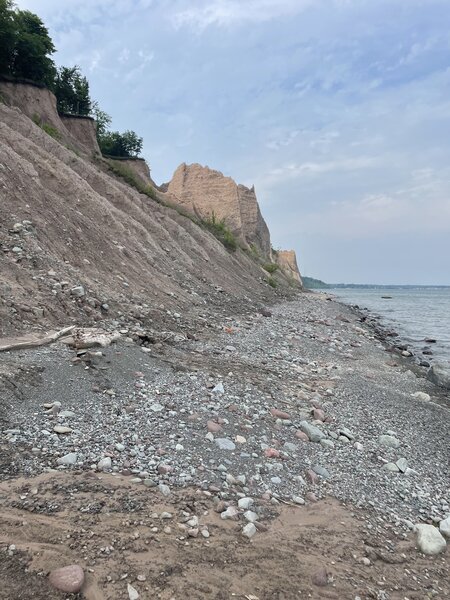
[0,326,75,353]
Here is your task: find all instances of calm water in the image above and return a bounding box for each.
[329,287,450,363]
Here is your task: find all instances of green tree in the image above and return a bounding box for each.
[98,129,143,158]
[91,100,111,135]
[0,0,16,76]
[54,66,91,115]
[12,9,56,85]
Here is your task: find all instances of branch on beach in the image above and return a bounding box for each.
[0,326,76,353]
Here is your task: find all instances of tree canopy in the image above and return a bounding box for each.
[97,129,143,158]
[0,2,56,85]
[54,66,91,115]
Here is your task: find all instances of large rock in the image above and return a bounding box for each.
[299,421,325,443]
[440,516,450,539]
[166,163,271,257]
[49,564,84,593]
[427,363,450,389]
[415,524,447,555]
[275,250,303,285]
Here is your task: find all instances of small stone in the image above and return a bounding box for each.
[70,285,85,298]
[53,425,72,434]
[235,435,246,444]
[415,524,447,555]
[207,420,222,433]
[56,452,77,466]
[338,427,354,440]
[158,484,171,497]
[270,408,291,420]
[127,583,139,600]
[212,382,224,394]
[244,510,258,522]
[312,465,330,479]
[299,421,325,443]
[383,462,400,472]
[115,443,125,452]
[361,557,371,566]
[238,497,254,510]
[396,457,408,472]
[215,438,236,451]
[295,431,309,442]
[311,567,329,587]
[264,448,280,458]
[220,506,239,520]
[439,516,450,539]
[312,408,325,421]
[242,523,257,539]
[49,565,84,593]
[378,434,400,448]
[354,442,364,451]
[292,496,305,505]
[411,391,431,402]
[143,479,157,488]
[320,439,334,449]
[97,457,112,471]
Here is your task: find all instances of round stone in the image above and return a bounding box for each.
[49,564,84,593]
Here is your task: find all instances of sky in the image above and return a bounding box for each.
[16,0,450,284]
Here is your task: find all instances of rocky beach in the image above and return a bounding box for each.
[1,293,448,599]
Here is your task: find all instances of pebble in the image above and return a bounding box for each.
[220,506,239,520]
[127,583,139,600]
[298,421,325,443]
[56,452,77,466]
[292,496,305,505]
[97,457,112,471]
[238,497,254,510]
[49,564,84,593]
[244,510,258,522]
[215,438,236,451]
[312,465,330,479]
[53,425,72,434]
[378,434,400,449]
[439,516,450,539]
[383,462,400,472]
[242,523,257,539]
[158,484,171,496]
[411,392,431,402]
[396,458,408,472]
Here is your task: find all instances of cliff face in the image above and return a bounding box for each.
[0,101,292,336]
[276,250,303,285]
[60,114,100,156]
[166,163,272,257]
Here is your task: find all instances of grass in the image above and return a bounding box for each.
[202,213,237,252]
[106,159,158,201]
[263,262,279,274]
[32,113,60,140]
[266,276,277,288]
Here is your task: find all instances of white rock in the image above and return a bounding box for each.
[411,391,431,402]
[244,510,258,523]
[97,457,112,471]
[127,583,139,600]
[212,382,224,394]
[415,524,447,555]
[378,434,400,448]
[238,497,254,510]
[56,452,78,466]
[242,523,257,539]
[439,516,450,539]
[215,438,236,451]
[220,506,238,520]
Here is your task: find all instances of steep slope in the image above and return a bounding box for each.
[275,250,303,284]
[0,99,295,337]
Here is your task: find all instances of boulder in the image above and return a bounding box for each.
[415,524,447,555]
[49,565,84,593]
[427,363,450,389]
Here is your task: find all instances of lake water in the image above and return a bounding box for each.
[329,287,450,364]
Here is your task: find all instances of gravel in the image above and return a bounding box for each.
[1,294,449,533]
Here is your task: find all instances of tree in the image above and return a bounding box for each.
[0,0,16,76]
[91,100,111,135]
[11,9,56,85]
[54,66,91,115]
[98,129,143,158]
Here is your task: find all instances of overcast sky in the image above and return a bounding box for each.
[16,0,450,284]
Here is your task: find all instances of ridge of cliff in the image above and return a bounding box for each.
[0,86,301,337]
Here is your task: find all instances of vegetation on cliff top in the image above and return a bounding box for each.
[0,1,144,159]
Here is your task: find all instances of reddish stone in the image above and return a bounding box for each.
[311,567,329,587]
[207,420,222,433]
[270,408,291,420]
[295,431,309,442]
[49,565,84,593]
[157,464,172,475]
[306,492,318,502]
[306,470,318,484]
[264,448,280,458]
[312,408,325,422]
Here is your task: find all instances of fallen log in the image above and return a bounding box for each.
[0,326,76,353]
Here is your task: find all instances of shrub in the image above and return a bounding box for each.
[202,213,237,252]
[106,159,157,200]
[32,113,60,139]
[267,276,277,288]
[263,263,278,274]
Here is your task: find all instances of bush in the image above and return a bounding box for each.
[263,263,278,274]
[266,276,277,288]
[32,113,60,139]
[202,213,237,252]
[107,159,157,201]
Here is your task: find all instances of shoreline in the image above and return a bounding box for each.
[0,293,448,598]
